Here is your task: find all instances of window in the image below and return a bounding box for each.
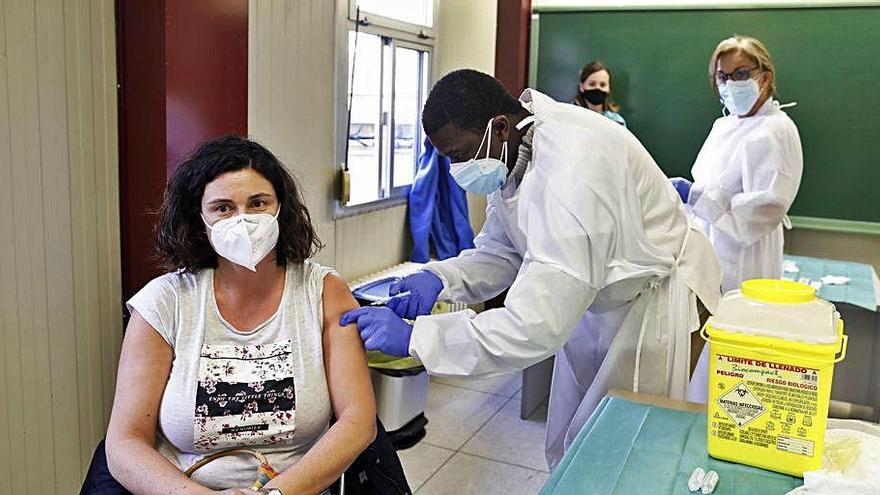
[340,1,434,208]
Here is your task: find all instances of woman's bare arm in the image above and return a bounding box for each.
[262,274,377,494]
[105,311,215,495]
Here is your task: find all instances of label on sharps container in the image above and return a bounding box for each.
[711,354,820,457]
[777,436,815,457]
[717,383,765,427]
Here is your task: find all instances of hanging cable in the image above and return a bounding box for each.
[343,5,363,174]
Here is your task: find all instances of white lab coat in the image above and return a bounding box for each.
[685,99,803,405]
[409,90,722,469]
[688,98,803,293]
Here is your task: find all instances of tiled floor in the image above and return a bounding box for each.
[397,371,550,494]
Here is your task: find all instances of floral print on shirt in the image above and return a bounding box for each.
[194,340,296,451]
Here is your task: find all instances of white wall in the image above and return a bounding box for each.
[785,229,880,275]
[435,0,498,77]
[249,0,339,268]
[250,0,498,281]
[0,1,122,493]
[435,0,498,234]
[249,0,408,281]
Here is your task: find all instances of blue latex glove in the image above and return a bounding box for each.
[670,177,693,204]
[385,270,444,320]
[340,307,414,357]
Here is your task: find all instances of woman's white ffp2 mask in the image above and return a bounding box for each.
[449,118,509,195]
[203,209,280,271]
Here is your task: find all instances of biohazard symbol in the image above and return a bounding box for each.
[716,382,766,428]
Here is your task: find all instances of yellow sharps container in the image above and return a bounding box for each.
[703,279,847,477]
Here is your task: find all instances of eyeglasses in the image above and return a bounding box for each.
[715,66,762,85]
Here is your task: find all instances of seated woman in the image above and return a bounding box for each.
[572,60,627,127]
[105,135,376,495]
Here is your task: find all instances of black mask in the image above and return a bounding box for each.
[581,88,609,106]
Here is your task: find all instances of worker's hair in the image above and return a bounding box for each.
[154,135,321,273]
[574,60,621,113]
[422,69,524,135]
[708,35,777,97]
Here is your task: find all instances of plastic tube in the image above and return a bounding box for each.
[701,470,719,494]
[688,467,706,492]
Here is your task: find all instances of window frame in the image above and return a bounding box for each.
[388,38,430,198]
[333,1,436,218]
[347,0,435,39]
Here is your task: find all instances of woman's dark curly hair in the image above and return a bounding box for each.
[155,135,321,272]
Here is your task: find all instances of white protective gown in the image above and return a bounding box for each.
[685,98,803,405]
[409,90,722,469]
[688,98,803,293]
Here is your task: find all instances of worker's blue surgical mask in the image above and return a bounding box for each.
[449,118,509,195]
[718,79,761,116]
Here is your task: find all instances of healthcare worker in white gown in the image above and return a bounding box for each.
[676,35,803,402]
[341,70,722,469]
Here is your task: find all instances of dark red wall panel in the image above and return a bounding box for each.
[116,0,248,301]
[495,0,531,97]
[166,0,248,176]
[117,0,168,303]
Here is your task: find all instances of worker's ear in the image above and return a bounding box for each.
[761,70,774,95]
[491,115,510,142]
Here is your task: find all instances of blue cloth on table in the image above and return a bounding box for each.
[540,397,802,495]
[783,255,878,311]
[408,137,475,263]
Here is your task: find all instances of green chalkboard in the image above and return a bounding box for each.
[533,6,880,223]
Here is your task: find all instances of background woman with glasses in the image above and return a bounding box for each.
[681,35,804,402]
